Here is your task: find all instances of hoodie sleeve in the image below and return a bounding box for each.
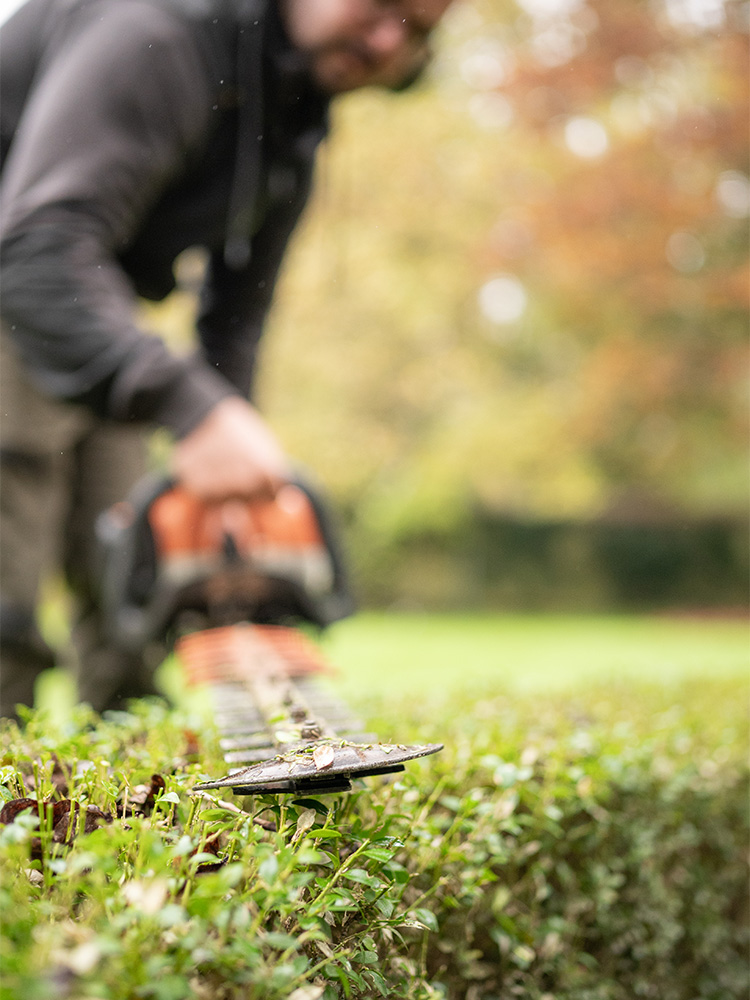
[0,0,238,437]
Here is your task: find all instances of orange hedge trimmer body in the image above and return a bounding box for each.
[97,477,442,796]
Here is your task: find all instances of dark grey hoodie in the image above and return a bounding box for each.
[0,0,329,435]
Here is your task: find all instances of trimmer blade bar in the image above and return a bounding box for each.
[193,740,443,795]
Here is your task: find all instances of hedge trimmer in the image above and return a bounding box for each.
[96,475,442,797]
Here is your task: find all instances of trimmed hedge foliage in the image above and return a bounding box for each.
[388,683,749,999]
[0,680,747,1000]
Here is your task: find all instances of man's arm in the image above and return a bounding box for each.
[0,0,292,499]
[182,202,316,498]
[0,0,233,437]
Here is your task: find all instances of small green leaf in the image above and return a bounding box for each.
[410,907,439,932]
[259,855,279,882]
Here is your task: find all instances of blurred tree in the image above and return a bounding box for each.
[477,0,749,516]
[252,0,747,544]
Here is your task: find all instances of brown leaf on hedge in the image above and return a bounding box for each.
[195,860,227,874]
[0,798,38,824]
[0,798,112,862]
[202,831,222,856]
[193,831,227,874]
[0,798,112,836]
[50,801,112,844]
[119,774,167,816]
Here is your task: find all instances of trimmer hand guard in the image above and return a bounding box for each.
[96,473,355,652]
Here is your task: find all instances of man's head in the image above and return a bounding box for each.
[281,0,453,94]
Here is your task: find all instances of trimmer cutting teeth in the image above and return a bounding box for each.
[177,624,441,794]
[97,475,442,798]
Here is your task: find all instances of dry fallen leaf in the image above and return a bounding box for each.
[312,745,335,771]
[294,808,317,839]
[288,985,325,1000]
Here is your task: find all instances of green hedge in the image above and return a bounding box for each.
[393,685,749,999]
[0,682,747,999]
[348,513,750,612]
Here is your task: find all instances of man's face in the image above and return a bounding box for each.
[281,0,452,94]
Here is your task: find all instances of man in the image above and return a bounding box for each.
[0,0,451,717]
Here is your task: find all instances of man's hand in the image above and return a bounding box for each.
[172,396,291,502]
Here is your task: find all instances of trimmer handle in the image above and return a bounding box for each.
[95,473,355,654]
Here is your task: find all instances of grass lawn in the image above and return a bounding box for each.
[36,612,749,721]
[320,612,750,704]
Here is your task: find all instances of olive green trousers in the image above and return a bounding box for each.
[0,329,154,719]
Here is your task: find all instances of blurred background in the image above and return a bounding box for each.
[156,0,748,614]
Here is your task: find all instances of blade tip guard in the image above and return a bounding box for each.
[192,740,444,795]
